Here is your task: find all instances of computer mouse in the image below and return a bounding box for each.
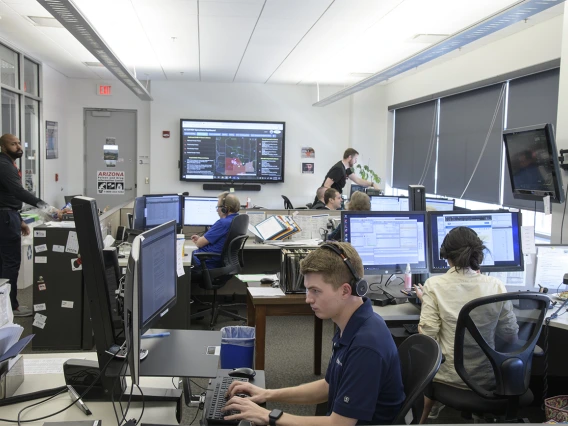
[228,367,256,379]
[260,278,274,284]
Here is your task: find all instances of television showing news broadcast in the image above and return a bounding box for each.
[180,119,285,183]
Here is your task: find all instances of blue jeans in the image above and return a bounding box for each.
[0,210,22,310]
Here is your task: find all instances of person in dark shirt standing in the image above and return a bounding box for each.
[322,148,380,195]
[0,134,60,316]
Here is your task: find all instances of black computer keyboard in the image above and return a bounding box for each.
[205,376,249,425]
[403,323,419,335]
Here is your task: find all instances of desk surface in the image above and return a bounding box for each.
[1,353,178,426]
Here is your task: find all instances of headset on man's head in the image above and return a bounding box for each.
[319,243,368,297]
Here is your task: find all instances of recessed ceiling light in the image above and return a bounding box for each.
[27,16,64,28]
[409,34,449,44]
[83,61,104,67]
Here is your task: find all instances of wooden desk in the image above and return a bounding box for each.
[246,287,323,375]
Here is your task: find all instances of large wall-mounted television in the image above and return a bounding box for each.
[180,119,285,183]
[503,123,565,203]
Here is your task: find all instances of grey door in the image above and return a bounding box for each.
[84,109,136,209]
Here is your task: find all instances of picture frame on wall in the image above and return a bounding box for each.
[46,120,58,159]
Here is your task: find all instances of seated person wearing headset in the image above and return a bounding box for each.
[190,192,240,277]
[328,192,371,241]
[415,227,519,423]
[223,242,405,426]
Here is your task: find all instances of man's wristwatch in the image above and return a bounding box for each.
[269,409,283,426]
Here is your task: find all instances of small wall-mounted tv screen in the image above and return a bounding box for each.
[180,119,285,183]
[503,123,565,203]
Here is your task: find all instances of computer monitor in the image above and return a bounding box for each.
[124,220,177,385]
[428,210,523,273]
[184,196,219,226]
[503,123,565,203]
[426,198,454,212]
[133,197,145,230]
[341,211,429,274]
[143,194,182,231]
[370,196,404,211]
[350,185,366,197]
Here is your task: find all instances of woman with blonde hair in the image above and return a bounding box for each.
[347,191,371,211]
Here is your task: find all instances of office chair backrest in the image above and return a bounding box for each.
[221,214,249,267]
[454,292,549,399]
[392,334,442,424]
[281,195,294,209]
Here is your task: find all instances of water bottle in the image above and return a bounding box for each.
[404,263,412,290]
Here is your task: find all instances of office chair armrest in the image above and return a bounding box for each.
[194,252,222,261]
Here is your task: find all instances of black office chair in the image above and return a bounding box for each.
[392,334,442,424]
[282,195,294,209]
[189,214,249,329]
[430,292,549,422]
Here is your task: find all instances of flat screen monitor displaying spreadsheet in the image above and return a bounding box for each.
[370,196,405,211]
[184,196,218,226]
[143,194,182,230]
[341,211,429,274]
[428,210,523,273]
[426,198,454,212]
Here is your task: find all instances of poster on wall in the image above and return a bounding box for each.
[302,163,314,174]
[97,170,125,194]
[103,144,119,167]
[301,147,315,158]
[46,121,58,159]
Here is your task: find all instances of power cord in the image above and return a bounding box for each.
[2,352,118,424]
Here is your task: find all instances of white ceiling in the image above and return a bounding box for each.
[0,0,563,85]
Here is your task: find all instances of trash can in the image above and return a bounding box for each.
[220,326,255,369]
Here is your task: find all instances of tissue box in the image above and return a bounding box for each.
[0,355,24,399]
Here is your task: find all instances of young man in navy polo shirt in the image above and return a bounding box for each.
[224,242,405,426]
[190,192,240,275]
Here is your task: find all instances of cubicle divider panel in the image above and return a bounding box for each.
[32,225,92,350]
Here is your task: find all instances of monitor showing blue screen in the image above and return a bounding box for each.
[428,210,523,273]
[143,194,182,230]
[342,211,429,274]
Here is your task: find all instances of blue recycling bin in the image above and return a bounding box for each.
[220,326,255,369]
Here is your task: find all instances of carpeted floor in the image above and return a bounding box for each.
[13,286,546,424]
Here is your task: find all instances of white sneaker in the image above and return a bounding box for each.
[13,306,33,317]
[428,402,445,419]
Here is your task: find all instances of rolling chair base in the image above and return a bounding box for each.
[190,301,247,328]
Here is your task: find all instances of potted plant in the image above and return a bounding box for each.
[354,164,381,186]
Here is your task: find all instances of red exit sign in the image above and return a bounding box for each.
[97,85,112,96]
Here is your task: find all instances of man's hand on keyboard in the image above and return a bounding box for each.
[226,381,267,404]
[223,396,270,425]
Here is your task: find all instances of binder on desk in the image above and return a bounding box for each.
[248,215,301,241]
[280,248,317,293]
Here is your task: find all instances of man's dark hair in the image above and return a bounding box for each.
[343,148,359,159]
[324,188,338,205]
[440,226,487,271]
[316,187,326,201]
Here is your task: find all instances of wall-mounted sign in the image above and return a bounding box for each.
[163,131,170,138]
[97,85,112,96]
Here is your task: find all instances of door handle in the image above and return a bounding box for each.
[125,187,133,191]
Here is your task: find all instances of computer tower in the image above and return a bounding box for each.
[408,185,426,211]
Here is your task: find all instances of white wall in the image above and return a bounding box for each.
[150,81,351,209]
[64,78,150,198]
[348,84,387,190]
[552,12,568,243]
[348,14,564,190]
[42,64,69,207]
